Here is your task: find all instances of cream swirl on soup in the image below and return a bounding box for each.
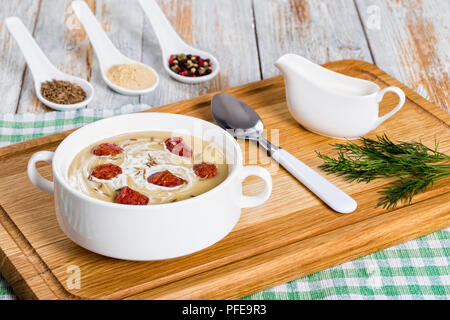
[68,132,228,205]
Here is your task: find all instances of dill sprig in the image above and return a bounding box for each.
[316,134,450,209]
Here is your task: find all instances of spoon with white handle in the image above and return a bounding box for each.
[211,93,357,214]
[137,0,219,84]
[5,17,94,110]
[71,1,159,95]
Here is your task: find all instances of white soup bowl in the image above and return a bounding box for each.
[27,113,272,260]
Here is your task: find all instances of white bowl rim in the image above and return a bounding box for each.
[52,112,243,210]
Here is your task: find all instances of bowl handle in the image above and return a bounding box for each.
[238,166,272,208]
[27,151,54,194]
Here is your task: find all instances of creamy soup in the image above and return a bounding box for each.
[68,131,228,205]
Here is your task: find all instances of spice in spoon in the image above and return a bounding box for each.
[106,63,157,90]
[168,54,212,77]
[40,80,87,105]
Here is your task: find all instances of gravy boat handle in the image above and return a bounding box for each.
[375,86,406,128]
[272,148,357,214]
[28,151,55,194]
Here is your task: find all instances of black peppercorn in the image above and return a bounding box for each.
[168,54,213,77]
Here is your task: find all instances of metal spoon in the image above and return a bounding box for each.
[211,93,357,214]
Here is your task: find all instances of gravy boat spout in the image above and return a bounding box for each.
[275,54,405,139]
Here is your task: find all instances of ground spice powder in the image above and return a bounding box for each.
[106,63,157,90]
[40,80,87,104]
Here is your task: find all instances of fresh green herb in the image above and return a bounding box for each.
[316,134,450,209]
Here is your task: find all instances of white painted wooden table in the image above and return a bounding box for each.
[0,0,449,300]
[0,0,448,114]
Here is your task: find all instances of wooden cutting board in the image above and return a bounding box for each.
[0,60,449,300]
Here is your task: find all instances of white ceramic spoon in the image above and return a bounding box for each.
[71,1,159,95]
[5,17,94,111]
[138,0,220,84]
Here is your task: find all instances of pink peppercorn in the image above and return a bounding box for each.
[168,54,213,77]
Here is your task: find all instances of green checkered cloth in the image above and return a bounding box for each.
[0,105,448,300]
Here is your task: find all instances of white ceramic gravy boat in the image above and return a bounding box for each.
[275,54,406,139]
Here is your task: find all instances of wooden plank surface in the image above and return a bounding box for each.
[0,61,448,300]
[253,0,373,78]
[355,0,450,112]
[126,194,450,299]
